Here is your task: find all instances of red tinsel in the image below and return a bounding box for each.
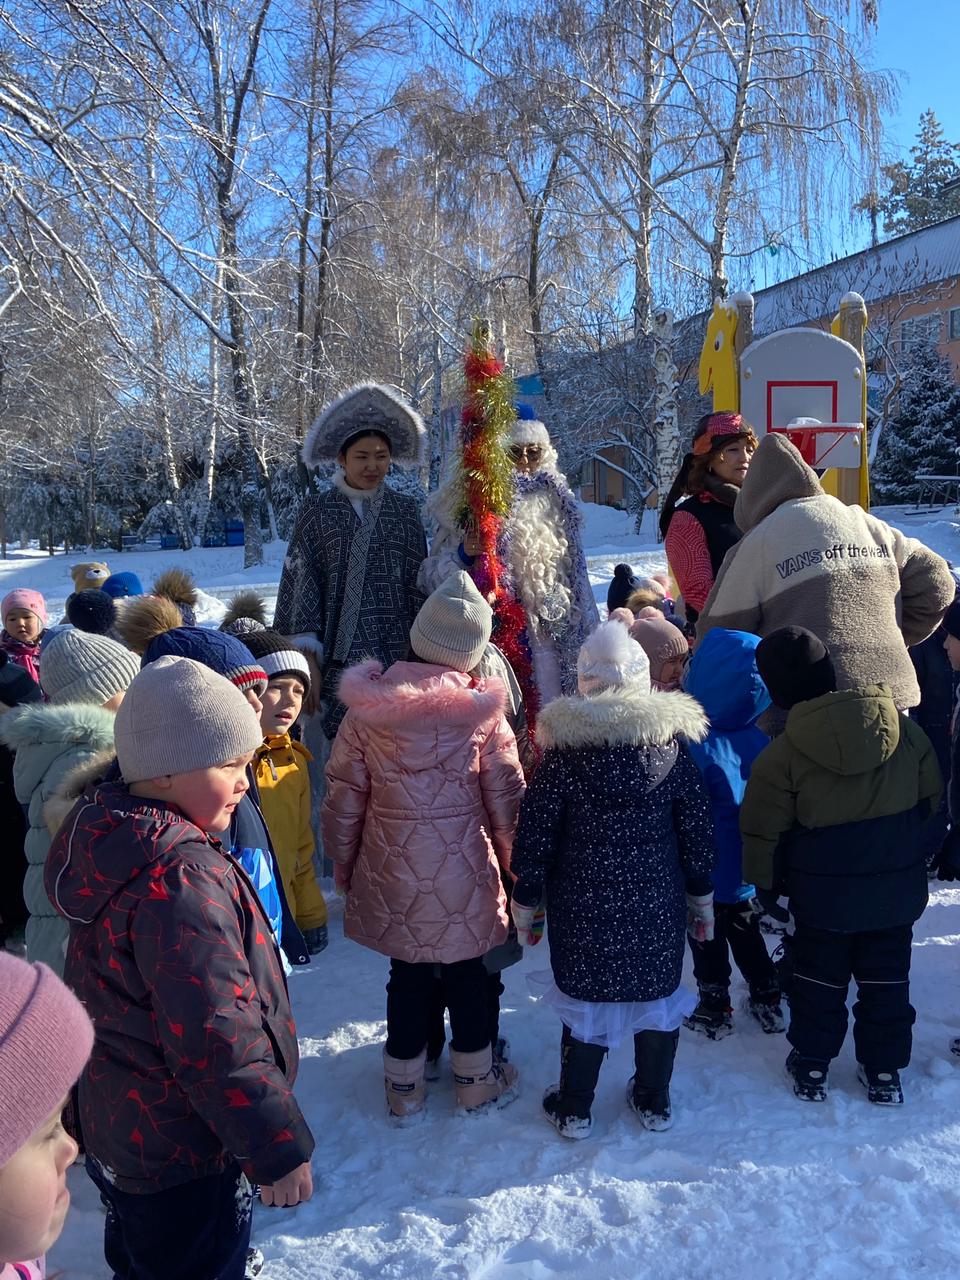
[456,323,540,741]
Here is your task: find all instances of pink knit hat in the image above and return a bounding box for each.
[1,589,47,626]
[629,607,689,684]
[0,953,93,1166]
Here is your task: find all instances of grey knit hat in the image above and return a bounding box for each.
[39,628,140,706]
[409,571,493,673]
[114,655,264,783]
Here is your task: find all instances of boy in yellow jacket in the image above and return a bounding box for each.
[246,630,329,953]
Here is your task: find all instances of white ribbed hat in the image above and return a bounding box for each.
[409,571,493,673]
[114,655,264,782]
[39,628,140,706]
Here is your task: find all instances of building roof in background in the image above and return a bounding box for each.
[746,214,960,332]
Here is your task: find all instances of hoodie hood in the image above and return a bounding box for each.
[685,628,770,731]
[536,684,708,750]
[784,685,901,776]
[46,781,209,925]
[734,432,823,533]
[337,659,508,768]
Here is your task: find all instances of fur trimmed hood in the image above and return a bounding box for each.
[338,658,507,728]
[0,701,116,753]
[43,747,117,836]
[536,685,709,750]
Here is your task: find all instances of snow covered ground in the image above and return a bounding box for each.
[14,500,960,1279]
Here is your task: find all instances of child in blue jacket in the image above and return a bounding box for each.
[683,628,783,1038]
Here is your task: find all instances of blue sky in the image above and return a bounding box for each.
[733,2,958,293]
[871,0,960,155]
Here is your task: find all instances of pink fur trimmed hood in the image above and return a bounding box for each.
[337,658,508,728]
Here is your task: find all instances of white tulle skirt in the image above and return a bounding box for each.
[526,970,697,1050]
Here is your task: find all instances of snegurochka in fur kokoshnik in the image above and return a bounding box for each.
[273,383,428,739]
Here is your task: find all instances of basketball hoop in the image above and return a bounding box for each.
[769,423,862,469]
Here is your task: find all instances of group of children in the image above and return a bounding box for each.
[0,547,958,1279]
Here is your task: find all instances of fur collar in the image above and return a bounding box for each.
[0,701,117,751]
[333,469,378,502]
[338,658,507,727]
[536,685,708,750]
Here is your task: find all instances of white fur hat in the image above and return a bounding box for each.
[577,618,650,696]
[302,382,427,469]
[509,404,551,448]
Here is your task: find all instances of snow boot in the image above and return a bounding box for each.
[785,1048,829,1102]
[627,1029,678,1131]
[746,987,786,1034]
[383,1048,427,1125]
[450,1045,519,1114]
[857,1064,904,1106]
[493,1035,511,1064]
[542,1087,593,1140]
[542,1030,606,1139]
[303,925,328,955]
[684,984,733,1040]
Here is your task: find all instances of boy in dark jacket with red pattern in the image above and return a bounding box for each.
[45,656,314,1280]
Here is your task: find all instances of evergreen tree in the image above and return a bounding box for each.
[860,110,960,236]
[872,342,960,501]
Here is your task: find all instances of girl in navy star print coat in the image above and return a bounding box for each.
[511,619,716,1139]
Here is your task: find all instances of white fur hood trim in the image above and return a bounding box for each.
[536,686,708,750]
[338,659,508,728]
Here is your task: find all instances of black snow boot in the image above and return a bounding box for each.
[786,1048,829,1102]
[303,925,328,955]
[627,1029,678,1131]
[746,986,786,1034]
[684,984,734,1040]
[756,889,791,935]
[856,1064,904,1106]
[542,1026,606,1140]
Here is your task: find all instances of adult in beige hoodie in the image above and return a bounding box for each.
[696,433,953,710]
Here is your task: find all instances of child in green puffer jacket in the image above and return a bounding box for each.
[740,626,941,1107]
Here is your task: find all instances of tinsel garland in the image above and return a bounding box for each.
[454,320,539,732]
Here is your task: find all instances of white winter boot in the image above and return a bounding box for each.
[450,1044,519,1114]
[383,1048,427,1125]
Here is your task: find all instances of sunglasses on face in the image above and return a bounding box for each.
[509,445,543,462]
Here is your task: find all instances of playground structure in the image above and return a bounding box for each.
[698,290,870,508]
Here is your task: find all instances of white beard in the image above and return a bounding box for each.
[508,486,574,630]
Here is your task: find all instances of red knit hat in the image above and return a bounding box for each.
[0,953,93,1165]
[692,412,747,456]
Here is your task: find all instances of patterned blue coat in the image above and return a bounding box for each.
[511,686,715,1002]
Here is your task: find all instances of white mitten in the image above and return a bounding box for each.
[686,892,715,943]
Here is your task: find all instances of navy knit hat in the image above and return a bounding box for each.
[755,626,836,710]
[67,589,117,636]
[101,571,144,600]
[142,626,267,697]
[943,599,960,641]
[243,630,311,694]
[606,563,639,613]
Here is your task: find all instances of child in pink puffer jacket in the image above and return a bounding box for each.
[322,571,526,1123]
